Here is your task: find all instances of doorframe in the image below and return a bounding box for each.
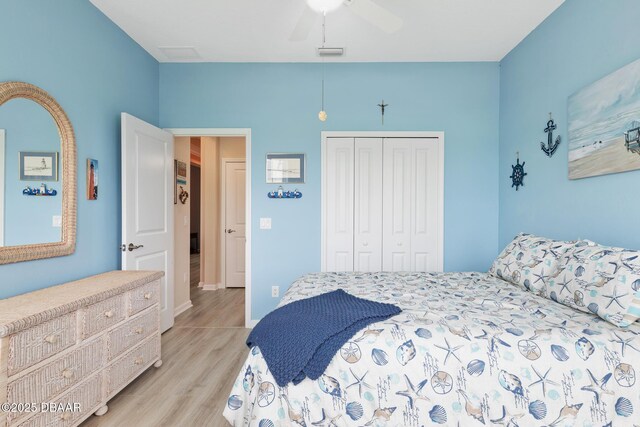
[220,158,246,289]
[320,131,445,272]
[166,128,253,328]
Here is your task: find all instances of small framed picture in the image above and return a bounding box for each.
[176,160,187,185]
[174,160,188,204]
[19,151,58,181]
[87,159,98,200]
[266,153,305,184]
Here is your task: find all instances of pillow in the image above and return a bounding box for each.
[548,240,640,327]
[489,233,574,294]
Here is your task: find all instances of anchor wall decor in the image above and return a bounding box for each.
[541,113,561,157]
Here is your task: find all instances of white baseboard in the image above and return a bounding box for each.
[174,300,193,316]
[246,319,259,328]
[201,283,223,291]
[198,281,204,288]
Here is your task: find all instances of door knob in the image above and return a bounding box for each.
[128,243,144,251]
[226,229,236,234]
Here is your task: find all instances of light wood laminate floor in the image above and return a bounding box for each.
[82,268,248,427]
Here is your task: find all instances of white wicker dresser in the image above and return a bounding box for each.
[0,270,164,427]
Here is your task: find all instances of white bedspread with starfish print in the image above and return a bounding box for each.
[224,272,640,426]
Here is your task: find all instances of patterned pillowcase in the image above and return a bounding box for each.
[547,241,640,327]
[489,233,574,294]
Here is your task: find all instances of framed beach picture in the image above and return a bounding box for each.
[87,159,98,200]
[568,58,640,179]
[19,151,58,181]
[266,153,305,184]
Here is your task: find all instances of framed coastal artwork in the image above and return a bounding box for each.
[19,151,58,181]
[266,153,305,184]
[87,159,98,200]
[568,58,640,179]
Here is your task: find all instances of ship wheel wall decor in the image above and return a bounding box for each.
[510,153,527,191]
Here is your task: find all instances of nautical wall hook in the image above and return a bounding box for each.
[541,113,561,157]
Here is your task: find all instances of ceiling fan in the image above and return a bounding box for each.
[290,0,404,41]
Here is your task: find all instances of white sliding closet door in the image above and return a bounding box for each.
[383,138,441,272]
[325,138,354,271]
[354,138,383,271]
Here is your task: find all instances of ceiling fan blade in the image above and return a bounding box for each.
[345,0,403,33]
[289,5,319,41]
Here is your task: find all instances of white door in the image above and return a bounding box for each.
[121,113,174,333]
[354,138,383,271]
[223,161,246,288]
[324,138,354,271]
[382,138,441,272]
[382,139,412,271]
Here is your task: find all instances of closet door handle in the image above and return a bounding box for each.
[226,229,236,234]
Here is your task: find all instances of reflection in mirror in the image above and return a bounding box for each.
[0,98,62,247]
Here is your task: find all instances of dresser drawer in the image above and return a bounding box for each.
[8,313,77,376]
[14,373,102,427]
[106,335,159,396]
[6,338,103,423]
[107,307,158,360]
[81,294,126,339]
[128,280,159,316]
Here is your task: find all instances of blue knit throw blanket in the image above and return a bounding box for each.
[246,289,401,387]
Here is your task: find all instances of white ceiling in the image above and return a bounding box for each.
[90,0,564,63]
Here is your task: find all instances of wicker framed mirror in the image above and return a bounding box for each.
[0,82,76,264]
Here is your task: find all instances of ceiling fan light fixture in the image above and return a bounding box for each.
[306,0,344,13]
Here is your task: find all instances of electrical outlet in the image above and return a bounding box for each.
[260,218,272,230]
[271,286,279,297]
[52,215,62,227]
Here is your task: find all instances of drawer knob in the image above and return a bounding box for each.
[144,292,152,300]
[44,334,59,344]
[135,327,144,335]
[134,356,144,365]
[104,310,114,318]
[60,412,72,421]
[61,369,74,379]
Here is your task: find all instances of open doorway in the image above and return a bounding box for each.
[171,130,251,328]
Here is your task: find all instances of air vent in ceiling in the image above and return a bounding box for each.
[158,46,202,61]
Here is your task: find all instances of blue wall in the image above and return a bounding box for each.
[160,62,500,320]
[499,0,640,251]
[0,0,159,297]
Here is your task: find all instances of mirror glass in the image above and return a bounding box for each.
[0,98,63,246]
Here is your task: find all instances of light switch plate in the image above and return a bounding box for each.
[52,215,62,227]
[260,218,272,229]
[272,286,279,297]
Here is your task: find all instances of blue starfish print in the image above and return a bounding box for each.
[395,374,430,408]
[533,269,546,285]
[346,368,372,398]
[557,277,572,295]
[580,369,613,403]
[602,286,628,309]
[434,337,463,365]
[609,332,640,357]
[529,366,559,397]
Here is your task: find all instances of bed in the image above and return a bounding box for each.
[224,271,640,426]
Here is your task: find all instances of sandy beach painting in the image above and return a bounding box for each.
[568,58,640,179]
